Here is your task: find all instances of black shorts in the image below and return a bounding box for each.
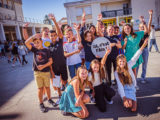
[52,65,68,81]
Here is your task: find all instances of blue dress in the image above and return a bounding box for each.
[124,84,136,101]
[59,85,82,113]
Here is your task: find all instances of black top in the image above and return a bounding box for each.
[139,33,149,48]
[31,47,51,72]
[80,26,96,62]
[4,44,10,53]
[105,35,119,59]
[49,38,66,67]
[11,46,18,55]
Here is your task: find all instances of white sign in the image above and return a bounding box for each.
[91,37,110,58]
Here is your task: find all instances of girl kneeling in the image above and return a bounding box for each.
[59,66,90,119]
[115,38,148,112]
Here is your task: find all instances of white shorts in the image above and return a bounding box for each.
[52,75,61,88]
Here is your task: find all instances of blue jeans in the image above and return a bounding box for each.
[149,39,159,52]
[68,63,81,78]
[85,61,91,70]
[137,47,149,80]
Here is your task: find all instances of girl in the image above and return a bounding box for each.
[59,66,90,119]
[115,38,148,112]
[11,42,22,67]
[88,48,115,112]
[121,23,148,79]
[80,11,98,70]
[18,42,28,66]
[4,41,11,63]
[137,10,153,84]
[63,25,82,79]
[105,25,122,86]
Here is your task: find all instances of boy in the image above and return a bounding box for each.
[149,25,159,52]
[25,33,56,113]
[41,27,52,48]
[48,13,68,104]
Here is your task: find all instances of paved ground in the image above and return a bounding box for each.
[0,32,160,120]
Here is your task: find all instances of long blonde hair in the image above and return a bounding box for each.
[89,59,105,83]
[116,54,133,85]
[69,66,88,91]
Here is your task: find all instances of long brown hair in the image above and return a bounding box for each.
[89,59,105,83]
[69,66,88,91]
[116,54,133,85]
[84,30,93,42]
[122,24,137,39]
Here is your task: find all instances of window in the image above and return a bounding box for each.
[76,7,83,16]
[84,6,92,15]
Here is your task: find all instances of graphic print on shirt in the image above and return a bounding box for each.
[44,41,51,47]
[36,51,47,63]
[50,44,59,52]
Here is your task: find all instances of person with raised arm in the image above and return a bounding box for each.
[115,38,148,112]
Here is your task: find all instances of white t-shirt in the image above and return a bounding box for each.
[88,72,101,87]
[18,45,27,55]
[150,28,156,39]
[42,38,52,48]
[63,40,82,66]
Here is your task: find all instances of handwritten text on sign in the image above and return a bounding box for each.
[91,37,110,58]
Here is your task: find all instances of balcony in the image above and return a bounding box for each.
[102,8,132,18]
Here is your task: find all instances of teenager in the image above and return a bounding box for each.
[59,66,90,119]
[88,47,115,112]
[25,33,56,113]
[149,25,159,52]
[18,42,28,66]
[115,37,148,112]
[11,42,22,67]
[137,10,153,83]
[121,23,148,84]
[48,13,68,104]
[63,24,82,78]
[80,11,97,70]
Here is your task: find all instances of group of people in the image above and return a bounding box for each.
[0,40,28,67]
[22,9,158,119]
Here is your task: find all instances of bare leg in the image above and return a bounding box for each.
[82,94,90,104]
[38,87,43,103]
[131,100,137,112]
[72,110,85,119]
[45,87,51,100]
[17,55,21,63]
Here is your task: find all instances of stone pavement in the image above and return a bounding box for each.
[0,32,160,120]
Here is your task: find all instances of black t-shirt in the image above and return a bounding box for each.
[4,44,10,53]
[80,26,96,62]
[12,46,18,55]
[49,39,66,67]
[139,33,149,48]
[31,47,51,72]
[105,35,119,59]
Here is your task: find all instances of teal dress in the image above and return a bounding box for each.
[121,31,144,68]
[59,85,82,113]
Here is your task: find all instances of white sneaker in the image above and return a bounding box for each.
[135,86,139,90]
[12,64,15,67]
[141,80,146,84]
[107,100,113,105]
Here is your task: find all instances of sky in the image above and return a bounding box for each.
[22,0,69,22]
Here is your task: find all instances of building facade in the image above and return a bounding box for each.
[64,0,160,29]
[0,0,52,43]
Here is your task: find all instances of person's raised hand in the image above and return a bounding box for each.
[48,13,56,20]
[97,13,102,21]
[148,9,153,15]
[23,22,30,27]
